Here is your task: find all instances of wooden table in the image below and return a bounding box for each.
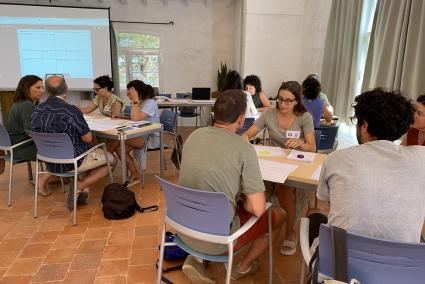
[258,149,327,190]
[85,115,164,182]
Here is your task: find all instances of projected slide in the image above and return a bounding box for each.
[17,29,93,78]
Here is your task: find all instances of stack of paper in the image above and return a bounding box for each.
[286,149,316,163]
[257,159,298,183]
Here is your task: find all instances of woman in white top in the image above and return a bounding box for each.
[110,80,160,183]
[80,75,124,118]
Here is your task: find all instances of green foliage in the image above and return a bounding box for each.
[216,62,231,91]
[117,33,160,49]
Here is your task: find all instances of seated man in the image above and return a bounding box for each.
[178,89,285,282]
[31,75,115,210]
[317,88,425,242]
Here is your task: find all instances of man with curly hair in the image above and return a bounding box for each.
[317,88,425,242]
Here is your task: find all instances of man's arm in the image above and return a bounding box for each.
[81,132,92,144]
[244,192,266,217]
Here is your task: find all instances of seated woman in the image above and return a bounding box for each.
[243,74,271,112]
[242,81,316,256]
[110,80,160,184]
[6,75,51,195]
[402,95,425,146]
[80,75,124,118]
[302,75,332,128]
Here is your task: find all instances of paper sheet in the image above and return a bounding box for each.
[286,149,316,163]
[85,121,117,131]
[311,165,322,180]
[254,145,286,157]
[258,159,298,184]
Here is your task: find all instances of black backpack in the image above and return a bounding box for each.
[101,182,158,219]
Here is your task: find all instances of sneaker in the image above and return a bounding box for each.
[77,191,89,205]
[66,185,75,211]
[230,259,260,280]
[182,255,215,284]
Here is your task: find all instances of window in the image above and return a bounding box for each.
[116,33,160,90]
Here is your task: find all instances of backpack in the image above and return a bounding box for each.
[171,135,183,170]
[101,182,158,219]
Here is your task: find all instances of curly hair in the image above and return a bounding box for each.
[13,75,42,102]
[93,75,114,91]
[276,81,307,115]
[243,75,262,94]
[302,76,321,100]
[126,80,155,100]
[353,88,414,141]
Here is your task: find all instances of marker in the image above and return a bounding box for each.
[297,154,304,159]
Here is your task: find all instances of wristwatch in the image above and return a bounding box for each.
[132,101,139,105]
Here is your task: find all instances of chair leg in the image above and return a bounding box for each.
[8,161,13,207]
[225,243,234,284]
[156,223,167,284]
[268,208,273,284]
[73,172,78,226]
[60,177,65,193]
[103,144,113,183]
[34,161,40,218]
[141,169,145,189]
[300,260,306,284]
[27,161,33,181]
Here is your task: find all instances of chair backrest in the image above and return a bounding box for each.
[236,117,255,135]
[156,176,232,236]
[315,125,339,151]
[314,129,322,151]
[27,131,75,159]
[318,224,425,284]
[159,93,172,98]
[176,92,191,99]
[160,110,178,133]
[0,124,11,147]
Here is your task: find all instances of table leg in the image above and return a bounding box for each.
[119,133,127,183]
[160,128,164,177]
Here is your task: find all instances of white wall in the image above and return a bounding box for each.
[241,0,331,98]
[109,0,239,96]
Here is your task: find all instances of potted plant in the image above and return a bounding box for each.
[212,62,231,98]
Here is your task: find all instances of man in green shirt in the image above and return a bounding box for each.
[179,89,285,282]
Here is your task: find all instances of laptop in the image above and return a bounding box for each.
[192,87,211,101]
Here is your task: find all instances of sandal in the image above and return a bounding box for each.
[280,239,297,256]
[128,177,140,187]
[37,185,51,196]
[230,259,260,280]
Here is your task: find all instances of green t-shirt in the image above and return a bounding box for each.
[254,108,314,148]
[178,127,265,254]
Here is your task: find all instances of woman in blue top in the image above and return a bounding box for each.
[301,75,332,128]
[110,80,160,183]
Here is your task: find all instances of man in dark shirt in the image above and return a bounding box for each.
[31,75,115,210]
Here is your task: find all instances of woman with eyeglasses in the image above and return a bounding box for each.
[242,81,316,256]
[402,95,425,146]
[80,75,124,118]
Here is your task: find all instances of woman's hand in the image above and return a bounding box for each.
[127,87,139,102]
[285,138,304,149]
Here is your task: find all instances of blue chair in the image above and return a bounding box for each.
[318,223,425,284]
[315,125,339,153]
[156,176,273,284]
[237,117,255,135]
[28,131,113,225]
[133,110,180,187]
[0,124,33,206]
[176,92,200,127]
[314,129,322,152]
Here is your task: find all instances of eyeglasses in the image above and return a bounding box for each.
[93,87,102,92]
[277,97,296,105]
[350,116,358,125]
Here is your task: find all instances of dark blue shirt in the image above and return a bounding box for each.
[31,96,91,173]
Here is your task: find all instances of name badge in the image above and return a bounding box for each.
[104,105,111,112]
[286,131,301,139]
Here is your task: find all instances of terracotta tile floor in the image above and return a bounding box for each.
[0,125,363,284]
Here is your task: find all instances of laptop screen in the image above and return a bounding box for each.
[192,87,211,100]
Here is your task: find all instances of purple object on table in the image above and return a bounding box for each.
[297,154,304,159]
